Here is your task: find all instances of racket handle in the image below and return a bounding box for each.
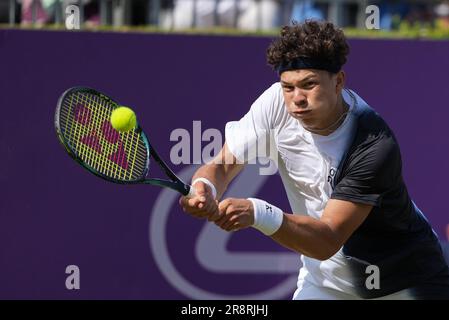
[187,185,197,198]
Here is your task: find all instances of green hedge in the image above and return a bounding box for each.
[1,23,448,40]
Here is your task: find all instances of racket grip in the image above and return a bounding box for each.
[187,185,197,198]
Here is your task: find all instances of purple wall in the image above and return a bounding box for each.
[0,29,448,299]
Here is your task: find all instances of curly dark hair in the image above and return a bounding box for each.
[267,20,350,73]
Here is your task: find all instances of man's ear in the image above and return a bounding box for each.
[335,71,346,93]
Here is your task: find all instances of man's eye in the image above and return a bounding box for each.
[283,86,294,92]
[304,82,316,89]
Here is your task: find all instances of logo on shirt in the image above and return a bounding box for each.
[327,167,337,187]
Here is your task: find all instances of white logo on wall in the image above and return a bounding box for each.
[149,165,298,299]
[365,5,380,30]
[65,5,80,30]
[65,265,80,290]
[170,121,278,176]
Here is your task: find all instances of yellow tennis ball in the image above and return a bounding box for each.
[110,106,137,132]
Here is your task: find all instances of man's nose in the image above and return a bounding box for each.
[293,88,307,108]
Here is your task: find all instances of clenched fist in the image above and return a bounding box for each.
[179,181,218,219]
[212,198,255,232]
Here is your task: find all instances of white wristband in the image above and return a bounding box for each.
[248,198,284,236]
[191,177,217,199]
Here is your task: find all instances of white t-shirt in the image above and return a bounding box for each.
[225,82,366,296]
[227,82,449,299]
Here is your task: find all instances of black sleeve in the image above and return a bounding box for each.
[331,134,402,207]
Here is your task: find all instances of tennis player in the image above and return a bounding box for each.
[179,20,449,300]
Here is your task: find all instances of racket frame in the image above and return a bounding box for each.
[55,86,192,196]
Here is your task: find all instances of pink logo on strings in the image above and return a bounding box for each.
[107,141,129,170]
[74,104,91,125]
[80,130,103,154]
[102,120,120,144]
[74,104,129,170]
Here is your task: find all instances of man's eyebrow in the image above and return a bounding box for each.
[281,75,317,85]
[300,75,317,82]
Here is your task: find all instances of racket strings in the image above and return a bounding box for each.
[58,91,148,181]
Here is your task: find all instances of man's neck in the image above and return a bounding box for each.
[306,95,349,136]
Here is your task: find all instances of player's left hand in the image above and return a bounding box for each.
[179,180,218,219]
[214,198,254,232]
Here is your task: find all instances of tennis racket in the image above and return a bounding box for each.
[54,86,195,197]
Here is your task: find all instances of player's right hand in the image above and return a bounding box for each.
[179,181,218,219]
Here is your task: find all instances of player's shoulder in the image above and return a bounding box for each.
[351,93,395,145]
[267,82,283,92]
[258,82,283,101]
[348,91,401,161]
[250,82,286,123]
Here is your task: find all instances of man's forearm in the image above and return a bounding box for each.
[191,163,228,200]
[190,143,244,199]
[191,158,244,200]
[271,213,340,261]
[248,198,371,261]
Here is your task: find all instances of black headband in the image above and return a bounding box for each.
[276,57,341,75]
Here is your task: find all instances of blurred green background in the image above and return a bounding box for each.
[1,0,448,39]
